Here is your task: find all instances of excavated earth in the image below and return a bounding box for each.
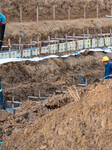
[0,51,112,149]
[0,51,112,101]
[0,0,112,43]
[0,0,112,149]
[1,79,112,150]
[1,0,112,22]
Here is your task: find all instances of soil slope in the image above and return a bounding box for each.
[1,0,112,22]
[1,51,112,102]
[4,18,112,44]
[1,80,112,150]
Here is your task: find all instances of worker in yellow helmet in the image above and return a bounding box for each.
[102,56,112,79]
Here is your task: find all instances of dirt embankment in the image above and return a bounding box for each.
[0,51,111,100]
[0,0,111,43]
[4,18,112,44]
[1,80,112,150]
[1,0,111,22]
[1,51,111,102]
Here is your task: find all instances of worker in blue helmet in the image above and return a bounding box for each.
[0,13,6,50]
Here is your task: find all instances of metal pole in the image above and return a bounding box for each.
[68,6,71,20]
[97,3,99,18]
[53,5,55,21]
[37,7,39,23]
[20,5,22,23]
[84,5,86,19]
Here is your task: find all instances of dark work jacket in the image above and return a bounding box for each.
[103,62,112,79]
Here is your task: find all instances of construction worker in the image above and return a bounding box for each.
[102,56,112,79]
[0,77,6,110]
[0,13,6,50]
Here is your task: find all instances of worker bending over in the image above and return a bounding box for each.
[102,56,112,79]
[0,13,6,50]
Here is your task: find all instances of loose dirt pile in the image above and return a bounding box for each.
[1,80,112,150]
[1,51,112,102]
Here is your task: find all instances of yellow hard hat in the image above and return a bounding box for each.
[102,56,109,62]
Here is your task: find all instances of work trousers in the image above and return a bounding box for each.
[0,23,6,50]
[0,78,6,110]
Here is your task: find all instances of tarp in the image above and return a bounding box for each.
[0,47,112,65]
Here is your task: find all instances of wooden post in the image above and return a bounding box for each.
[87,29,89,35]
[30,39,32,57]
[39,42,41,55]
[68,6,71,20]
[8,39,11,58]
[20,45,23,58]
[91,37,93,48]
[73,33,75,51]
[66,34,68,52]
[76,39,78,50]
[111,5,112,16]
[20,5,23,23]
[57,40,60,53]
[39,89,41,101]
[97,3,99,18]
[37,36,39,47]
[97,35,99,47]
[83,34,85,49]
[19,37,21,49]
[12,96,14,110]
[53,5,56,21]
[0,6,1,13]
[84,5,86,19]
[100,29,102,35]
[37,7,39,23]
[104,35,106,46]
[48,36,50,53]
[110,29,112,46]
[73,32,75,37]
